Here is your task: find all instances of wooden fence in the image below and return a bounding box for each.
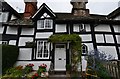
[102,60,120,79]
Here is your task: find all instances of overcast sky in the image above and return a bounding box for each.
[5,0,120,15]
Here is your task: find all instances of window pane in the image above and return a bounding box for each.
[43,42,49,57]
[38,41,43,57]
[45,19,52,29]
[40,20,44,28]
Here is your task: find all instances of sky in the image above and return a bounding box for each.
[4,0,120,15]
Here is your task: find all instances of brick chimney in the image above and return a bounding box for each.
[71,0,89,16]
[24,0,37,19]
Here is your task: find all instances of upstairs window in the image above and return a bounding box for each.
[37,19,53,29]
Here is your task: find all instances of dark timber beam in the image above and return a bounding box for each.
[110,25,120,60]
[90,24,98,52]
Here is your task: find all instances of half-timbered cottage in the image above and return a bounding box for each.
[1,0,120,71]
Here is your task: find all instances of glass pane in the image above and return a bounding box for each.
[45,19,52,28]
[37,41,43,57]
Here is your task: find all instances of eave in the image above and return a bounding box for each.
[55,19,120,25]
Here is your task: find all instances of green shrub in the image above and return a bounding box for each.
[1,44,19,74]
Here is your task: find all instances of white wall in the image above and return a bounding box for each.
[18,48,32,60]
[55,24,66,33]
[116,35,120,44]
[21,28,34,35]
[6,26,18,35]
[95,34,104,43]
[73,24,79,32]
[36,32,53,39]
[95,25,111,32]
[82,43,94,52]
[97,46,118,59]
[113,25,120,33]
[105,34,114,43]
[18,37,33,46]
[86,24,91,32]
[79,34,92,41]
[0,26,4,34]
[9,40,16,45]
[15,61,51,70]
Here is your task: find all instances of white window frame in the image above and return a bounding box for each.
[36,40,50,59]
[37,19,53,29]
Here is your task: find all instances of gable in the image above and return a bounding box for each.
[32,3,56,20]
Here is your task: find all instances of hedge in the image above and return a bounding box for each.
[0,44,19,74]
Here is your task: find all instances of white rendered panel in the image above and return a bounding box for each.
[95,34,104,43]
[18,48,32,60]
[21,28,34,35]
[113,25,120,33]
[105,35,114,43]
[116,35,120,44]
[79,34,92,41]
[6,26,18,35]
[36,32,53,38]
[86,24,91,32]
[95,25,111,32]
[55,24,66,32]
[19,37,33,46]
[0,26,4,34]
[9,40,16,45]
[73,24,79,32]
[97,46,117,59]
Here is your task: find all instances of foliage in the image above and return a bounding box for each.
[66,64,72,71]
[49,34,82,74]
[37,63,47,76]
[24,63,34,74]
[32,63,47,79]
[87,50,111,79]
[32,73,39,79]
[4,66,23,77]
[1,44,19,74]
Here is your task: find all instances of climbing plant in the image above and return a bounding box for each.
[48,34,82,76]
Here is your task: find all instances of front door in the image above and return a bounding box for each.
[55,44,66,71]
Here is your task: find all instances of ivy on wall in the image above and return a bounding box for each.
[48,34,82,74]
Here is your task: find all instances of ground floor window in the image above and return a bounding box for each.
[36,40,50,59]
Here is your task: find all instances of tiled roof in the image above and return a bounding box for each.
[55,13,107,21]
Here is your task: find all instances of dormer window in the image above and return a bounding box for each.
[37,19,53,29]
